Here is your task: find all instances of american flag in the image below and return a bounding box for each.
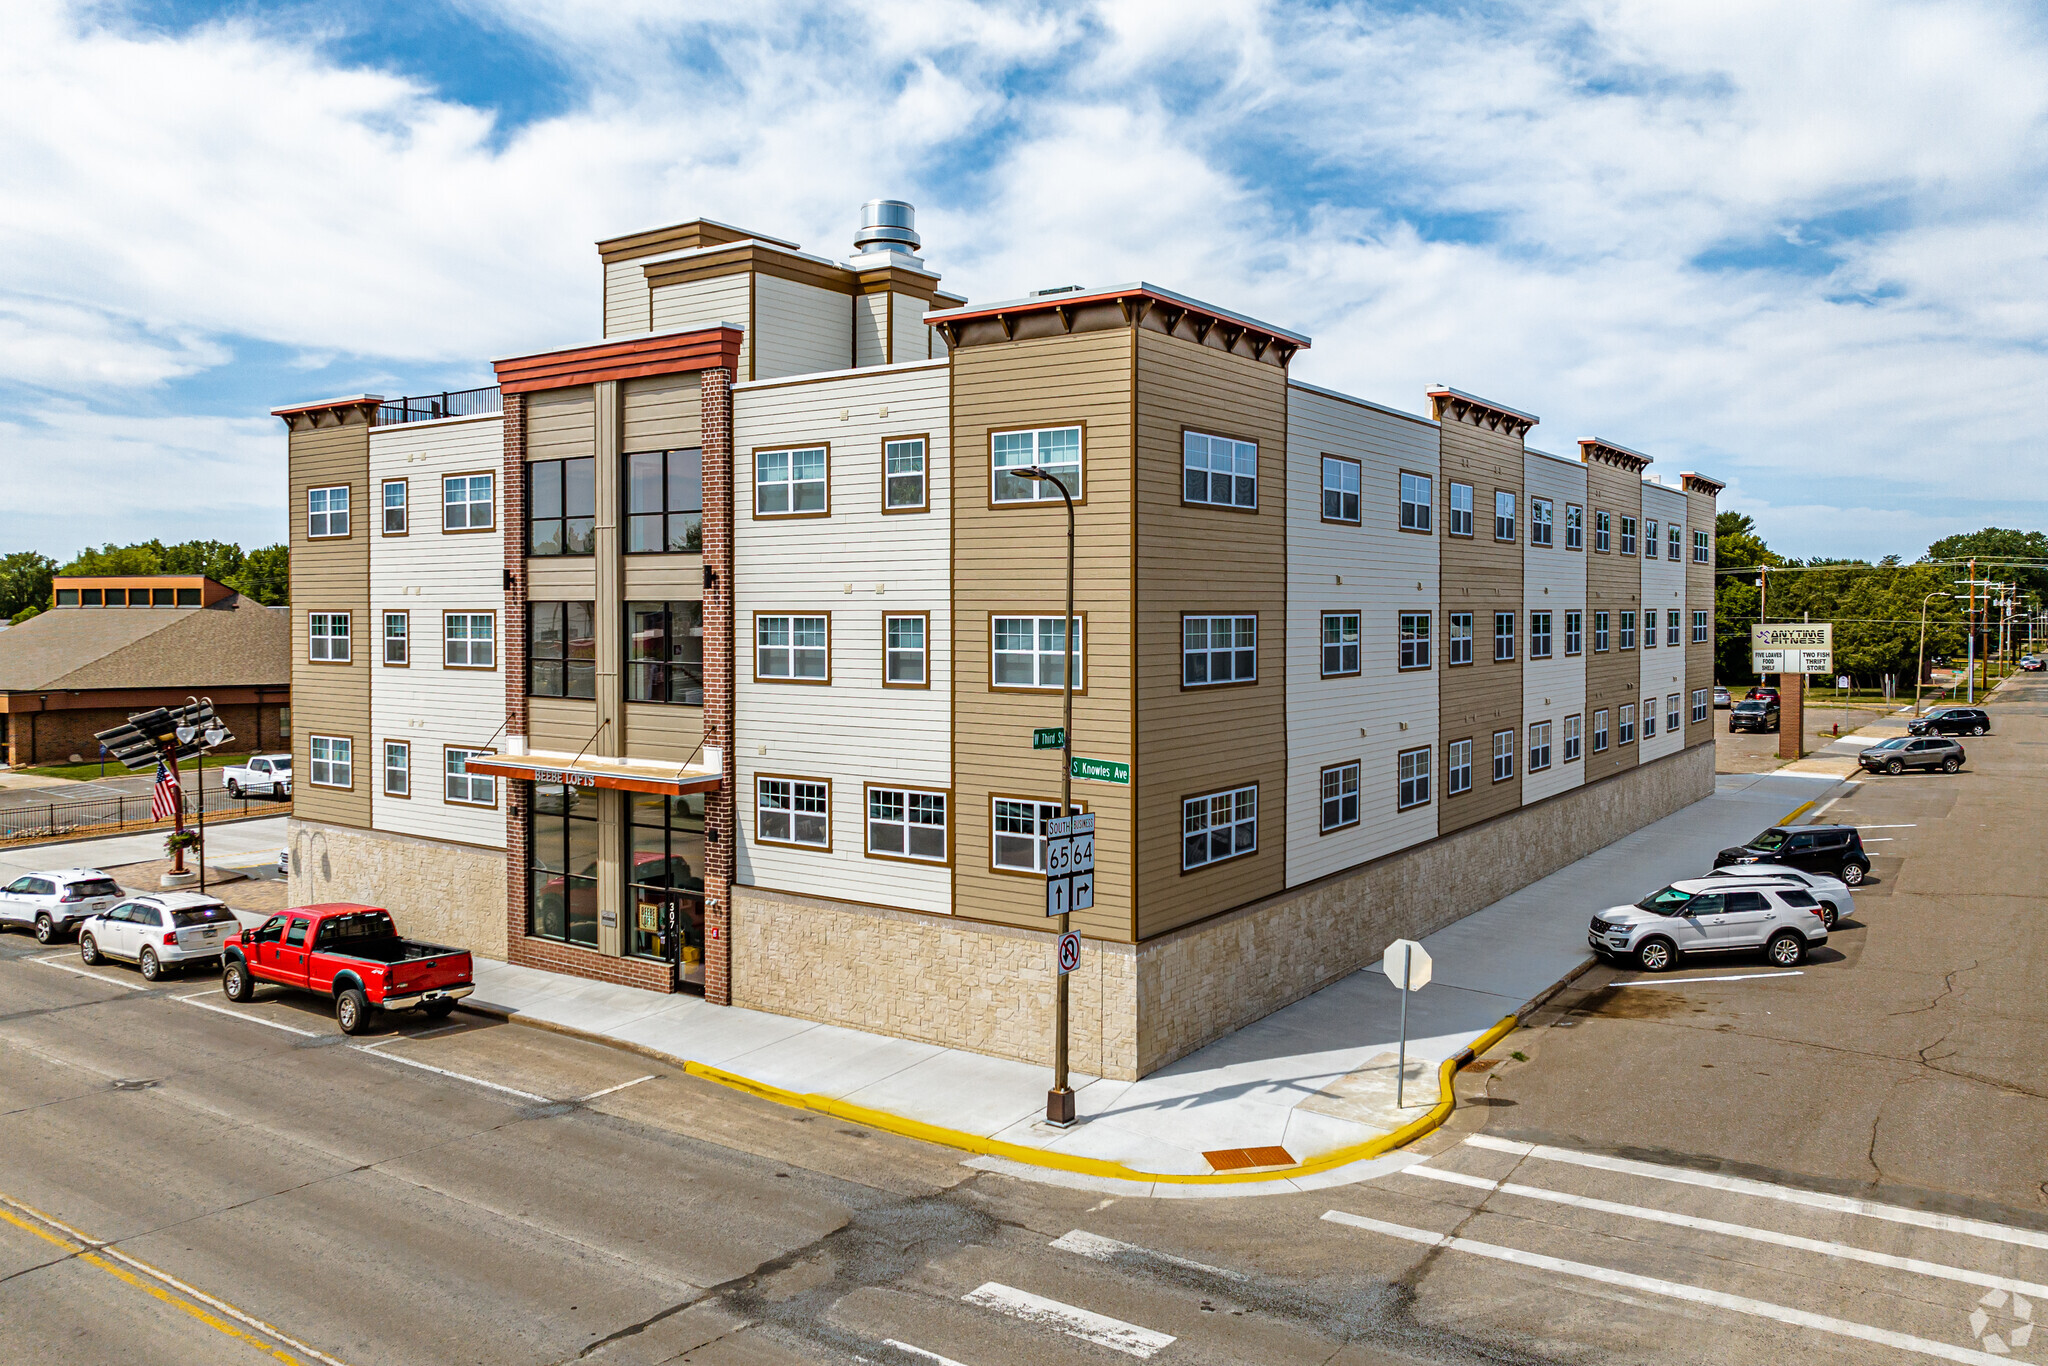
[151,760,182,823]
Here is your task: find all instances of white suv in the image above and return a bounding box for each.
[0,869,124,944]
[1701,863,1856,929]
[1590,878,1829,972]
[78,894,240,981]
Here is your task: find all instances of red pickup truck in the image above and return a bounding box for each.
[221,903,474,1034]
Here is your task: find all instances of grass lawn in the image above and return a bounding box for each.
[11,753,250,782]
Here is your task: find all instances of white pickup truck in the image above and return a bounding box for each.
[222,753,293,798]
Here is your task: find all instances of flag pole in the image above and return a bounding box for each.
[167,749,187,878]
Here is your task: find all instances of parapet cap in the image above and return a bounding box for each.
[1680,470,1725,496]
[1579,438,1653,473]
[1428,387,1538,438]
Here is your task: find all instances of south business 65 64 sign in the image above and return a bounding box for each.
[1752,623,1833,675]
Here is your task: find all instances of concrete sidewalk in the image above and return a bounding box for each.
[467,768,1837,1194]
[0,816,289,885]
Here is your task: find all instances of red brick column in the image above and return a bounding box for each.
[700,366,736,1006]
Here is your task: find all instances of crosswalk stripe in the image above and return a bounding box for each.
[1051,1229,1248,1281]
[1466,1135,2048,1252]
[1404,1164,2048,1298]
[1322,1210,2017,1365]
[960,1282,1175,1359]
[880,1341,972,1366]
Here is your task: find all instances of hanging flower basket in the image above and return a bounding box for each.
[164,830,199,856]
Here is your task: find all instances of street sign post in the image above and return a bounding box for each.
[1033,727,1065,750]
[1045,813,1095,917]
[1382,938,1433,1108]
[1057,931,1080,975]
[1751,623,1833,676]
[1069,756,1130,785]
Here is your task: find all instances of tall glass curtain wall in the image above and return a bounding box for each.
[530,782,599,946]
[629,793,707,985]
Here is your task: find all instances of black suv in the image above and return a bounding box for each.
[1909,707,1990,737]
[1857,735,1965,774]
[1728,698,1780,732]
[1715,825,1872,886]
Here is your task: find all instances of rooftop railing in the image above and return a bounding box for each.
[376,386,502,426]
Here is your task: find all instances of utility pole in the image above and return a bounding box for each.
[1968,558,1977,703]
[1914,591,1951,717]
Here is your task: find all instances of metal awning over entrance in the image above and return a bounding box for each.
[464,752,722,796]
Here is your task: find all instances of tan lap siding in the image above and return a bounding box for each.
[1437,418,1525,834]
[952,330,1136,942]
[622,374,702,451]
[289,412,372,828]
[1133,328,1289,940]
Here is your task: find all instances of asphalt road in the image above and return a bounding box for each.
[3,681,2044,1365]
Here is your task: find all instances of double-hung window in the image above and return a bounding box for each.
[381,480,407,534]
[1669,524,1683,560]
[627,602,705,703]
[758,777,829,848]
[885,437,928,512]
[1321,456,1361,523]
[528,457,595,556]
[1184,615,1256,685]
[1595,510,1612,552]
[1183,785,1257,870]
[1449,482,1474,537]
[1563,714,1583,762]
[445,748,496,806]
[1494,611,1515,661]
[1529,611,1552,659]
[1643,610,1657,647]
[1399,471,1431,531]
[1594,611,1610,652]
[1668,693,1683,733]
[309,612,350,662]
[1692,609,1709,644]
[1691,689,1708,724]
[884,615,928,686]
[528,602,595,698]
[1321,612,1360,677]
[867,787,946,862]
[1528,721,1552,770]
[1398,747,1431,810]
[1399,612,1431,670]
[1619,704,1636,745]
[1694,528,1711,563]
[1184,431,1257,509]
[1492,730,1515,782]
[1643,706,1657,738]
[1644,518,1658,558]
[1565,610,1583,655]
[1620,516,1638,556]
[444,613,494,668]
[992,798,1079,872]
[1494,490,1517,542]
[1531,498,1553,546]
[443,474,494,532]
[1667,610,1682,647]
[308,485,349,538]
[1593,709,1609,752]
[993,616,1079,689]
[1321,762,1360,832]
[757,615,830,682]
[309,736,351,788]
[383,741,409,796]
[382,612,408,665]
[755,446,828,516]
[1619,611,1637,650]
[992,426,1080,503]
[626,448,703,551]
[1566,504,1584,550]
[1448,612,1474,666]
[1447,739,1473,794]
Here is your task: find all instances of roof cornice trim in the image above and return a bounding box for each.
[1428,387,1538,438]
[1578,437,1654,472]
[492,326,744,394]
[1680,470,1726,496]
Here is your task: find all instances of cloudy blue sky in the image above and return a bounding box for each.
[5,0,2046,562]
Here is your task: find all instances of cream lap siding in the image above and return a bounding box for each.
[1639,479,1689,763]
[752,274,853,379]
[854,293,888,367]
[650,273,752,377]
[367,414,508,850]
[732,360,952,915]
[604,260,652,338]
[891,293,930,362]
[1284,383,1441,888]
[1522,450,1587,804]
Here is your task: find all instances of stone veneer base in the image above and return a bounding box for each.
[287,819,509,962]
[731,741,1715,1080]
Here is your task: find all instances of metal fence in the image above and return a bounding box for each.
[376,385,502,426]
[0,788,290,845]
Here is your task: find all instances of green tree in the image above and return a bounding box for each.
[1712,512,1781,685]
[0,550,57,619]
[227,544,289,605]
[62,542,164,576]
[56,539,289,606]
[159,539,247,584]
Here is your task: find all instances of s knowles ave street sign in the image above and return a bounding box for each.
[1070,756,1130,785]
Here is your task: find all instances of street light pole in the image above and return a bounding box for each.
[1914,592,1950,716]
[1019,464,1078,1126]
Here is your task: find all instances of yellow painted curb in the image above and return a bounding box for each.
[683,1013,1522,1187]
[1778,798,1818,825]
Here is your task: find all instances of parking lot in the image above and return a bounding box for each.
[1713,696,1900,773]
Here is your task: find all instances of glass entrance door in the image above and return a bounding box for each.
[627,791,707,992]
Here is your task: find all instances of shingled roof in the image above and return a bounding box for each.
[0,596,288,693]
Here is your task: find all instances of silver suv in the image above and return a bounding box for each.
[1590,878,1829,972]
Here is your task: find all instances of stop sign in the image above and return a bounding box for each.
[1381,938,1433,992]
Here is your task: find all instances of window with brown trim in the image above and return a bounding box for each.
[1183,785,1256,871]
[884,613,929,687]
[443,612,496,669]
[382,740,409,797]
[1399,471,1432,532]
[757,776,830,849]
[1320,761,1360,832]
[1399,612,1431,669]
[445,747,497,807]
[1448,482,1474,537]
[1565,503,1584,550]
[382,611,408,666]
[1321,612,1360,677]
[1183,430,1257,509]
[1321,456,1360,524]
[884,436,929,513]
[756,614,830,682]
[1492,729,1515,782]
[866,785,947,863]
[443,473,494,532]
[992,427,1080,504]
[1398,747,1431,810]
[755,446,829,517]
[1183,614,1256,686]
[381,479,407,535]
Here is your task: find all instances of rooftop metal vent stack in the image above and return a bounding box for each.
[855,199,921,256]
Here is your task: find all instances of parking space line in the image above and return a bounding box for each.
[580,1074,658,1102]
[880,1341,973,1366]
[960,1283,1175,1359]
[347,1046,549,1103]
[1051,1229,1248,1281]
[1612,971,1803,986]
[1401,1165,2048,1298]
[1321,1209,2016,1365]
[175,994,321,1037]
[1465,1136,2048,1252]
[32,956,148,990]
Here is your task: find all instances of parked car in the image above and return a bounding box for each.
[1908,707,1990,737]
[1747,686,1781,703]
[0,868,123,943]
[78,893,240,980]
[222,903,473,1034]
[1590,878,1829,972]
[1712,686,1732,709]
[1715,824,1872,886]
[222,753,292,798]
[2020,655,2042,672]
[1728,698,1780,732]
[1701,863,1856,929]
[1858,735,1965,775]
